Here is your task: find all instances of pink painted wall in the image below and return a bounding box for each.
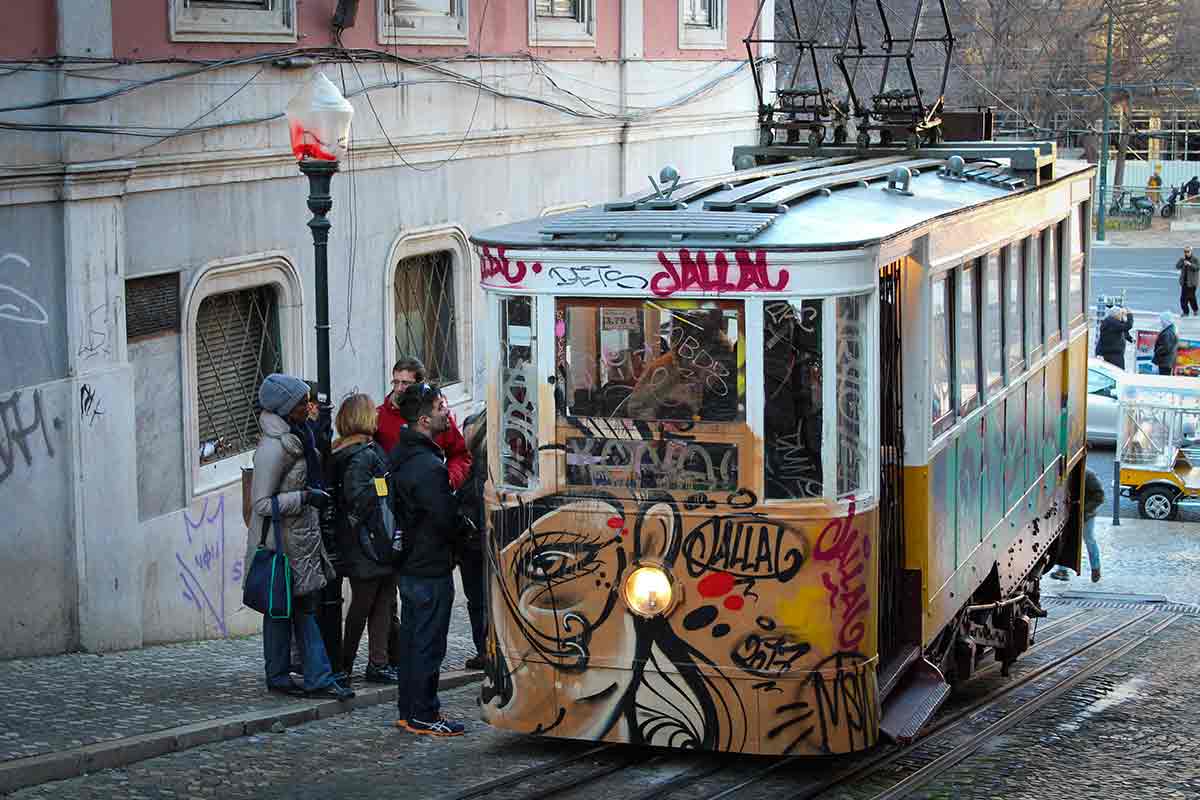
[1,0,57,59]
[643,0,759,60]
[113,0,619,61]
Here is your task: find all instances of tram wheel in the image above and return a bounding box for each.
[1138,488,1178,521]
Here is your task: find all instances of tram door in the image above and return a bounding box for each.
[877,258,908,664]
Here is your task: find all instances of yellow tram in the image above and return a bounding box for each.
[469,142,1094,756]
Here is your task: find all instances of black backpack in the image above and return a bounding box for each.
[343,446,409,566]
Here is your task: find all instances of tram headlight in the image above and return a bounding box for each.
[623,566,675,617]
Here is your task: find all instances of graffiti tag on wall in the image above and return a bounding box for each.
[177,495,243,636]
[0,389,59,487]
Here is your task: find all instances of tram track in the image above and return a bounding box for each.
[450,607,1174,800]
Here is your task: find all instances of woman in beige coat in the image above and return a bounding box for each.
[246,373,353,700]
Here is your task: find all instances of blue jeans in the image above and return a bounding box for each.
[1083,516,1101,571]
[396,574,455,721]
[457,549,487,656]
[264,603,334,691]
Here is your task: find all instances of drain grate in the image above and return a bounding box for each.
[1044,596,1200,616]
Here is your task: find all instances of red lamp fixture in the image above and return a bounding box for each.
[285,72,354,162]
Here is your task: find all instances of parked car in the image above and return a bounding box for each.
[1087,358,1123,445]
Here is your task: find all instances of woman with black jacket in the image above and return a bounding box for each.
[1095,305,1134,369]
[328,393,398,683]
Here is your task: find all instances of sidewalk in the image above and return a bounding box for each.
[1042,516,1200,605]
[0,572,481,794]
[1093,216,1197,248]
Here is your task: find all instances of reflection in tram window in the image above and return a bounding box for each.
[984,251,1004,392]
[958,262,979,413]
[1044,227,1061,344]
[499,296,537,488]
[1025,236,1043,358]
[931,275,953,433]
[764,299,823,499]
[564,437,738,492]
[837,295,867,497]
[554,299,743,422]
[1005,245,1025,375]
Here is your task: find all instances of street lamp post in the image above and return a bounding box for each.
[285,72,354,664]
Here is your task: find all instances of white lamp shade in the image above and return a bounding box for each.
[285,72,354,162]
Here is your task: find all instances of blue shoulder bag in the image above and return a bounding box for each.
[242,496,292,619]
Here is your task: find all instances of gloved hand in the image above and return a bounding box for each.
[304,488,332,509]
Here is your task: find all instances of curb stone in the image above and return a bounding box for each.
[0,671,483,794]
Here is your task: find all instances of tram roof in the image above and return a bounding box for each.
[472,154,1095,251]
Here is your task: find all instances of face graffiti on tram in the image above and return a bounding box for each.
[482,491,755,750]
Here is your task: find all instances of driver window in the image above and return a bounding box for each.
[554,299,745,493]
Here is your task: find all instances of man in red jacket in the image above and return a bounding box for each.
[376,357,472,489]
[376,357,477,675]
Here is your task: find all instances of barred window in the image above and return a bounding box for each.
[394,250,459,385]
[194,286,283,465]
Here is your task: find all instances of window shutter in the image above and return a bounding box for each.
[194,286,283,464]
[189,0,273,9]
[126,273,181,340]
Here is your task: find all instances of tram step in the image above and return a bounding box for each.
[879,658,951,744]
[877,644,921,702]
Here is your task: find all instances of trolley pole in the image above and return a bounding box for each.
[1096,13,1114,242]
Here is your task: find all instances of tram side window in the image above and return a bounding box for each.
[958,262,980,414]
[1026,235,1043,360]
[1004,244,1025,376]
[1068,214,1084,326]
[984,251,1004,392]
[765,299,824,499]
[499,296,538,489]
[1044,226,1061,346]
[836,295,868,498]
[931,274,954,435]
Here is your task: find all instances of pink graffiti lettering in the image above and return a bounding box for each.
[480,246,541,287]
[650,249,789,298]
[813,498,871,651]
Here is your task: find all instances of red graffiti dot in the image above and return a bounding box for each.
[532,263,543,274]
[723,595,744,611]
[697,572,735,598]
[620,528,629,537]
[607,517,623,529]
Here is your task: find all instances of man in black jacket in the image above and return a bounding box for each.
[388,383,465,737]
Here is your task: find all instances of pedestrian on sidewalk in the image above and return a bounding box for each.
[1095,305,1134,369]
[389,383,466,737]
[457,408,488,671]
[328,393,400,684]
[1176,246,1200,316]
[1050,468,1104,583]
[1154,311,1180,376]
[374,356,472,678]
[247,374,354,700]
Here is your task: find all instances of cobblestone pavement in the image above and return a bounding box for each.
[1042,451,1200,603]
[11,605,1196,800]
[0,573,477,765]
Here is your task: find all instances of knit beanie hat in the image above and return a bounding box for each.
[258,373,310,417]
[1161,311,1175,329]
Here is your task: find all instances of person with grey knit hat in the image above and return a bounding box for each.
[1154,312,1179,376]
[246,373,353,701]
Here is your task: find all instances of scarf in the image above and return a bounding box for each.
[291,419,326,491]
